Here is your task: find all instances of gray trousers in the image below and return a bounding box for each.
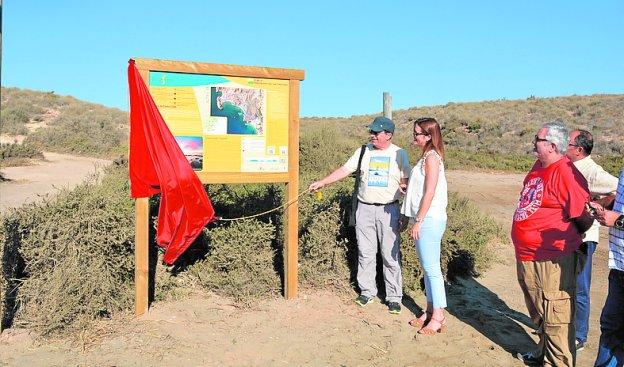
[355,202,403,303]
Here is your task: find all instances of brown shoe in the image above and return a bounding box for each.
[408,312,431,328]
[417,316,447,335]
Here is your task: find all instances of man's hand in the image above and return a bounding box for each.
[308,181,325,192]
[593,193,615,211]
[399,183,407,195]
[591,202,621,227]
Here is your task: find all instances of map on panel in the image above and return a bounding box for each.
[212,86,265,135]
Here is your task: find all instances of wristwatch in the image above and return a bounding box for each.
[616,214,624,229]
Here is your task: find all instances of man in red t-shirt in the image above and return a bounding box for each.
[512,121,593,367]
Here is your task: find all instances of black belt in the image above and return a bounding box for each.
[359,200,399,206]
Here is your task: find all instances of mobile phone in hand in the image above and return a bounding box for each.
[585,202,597,216]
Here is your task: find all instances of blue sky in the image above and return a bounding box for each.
[2,1,623,117]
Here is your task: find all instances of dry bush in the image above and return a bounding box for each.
[186,220,281,306]
[0,143,44,167]
[298,194,352,289]
[1,163,134,335]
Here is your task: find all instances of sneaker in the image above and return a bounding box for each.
[575,339,585,351]
[516,352,543,365]
[354,295,374,307]
[388,302,401,314]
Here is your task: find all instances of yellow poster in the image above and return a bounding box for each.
[149,72,289,173]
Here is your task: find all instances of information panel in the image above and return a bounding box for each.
[132,58,304,315]
[149,72,290,173]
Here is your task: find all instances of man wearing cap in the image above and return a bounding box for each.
[309,116,410,314]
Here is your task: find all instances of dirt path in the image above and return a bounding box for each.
[0,152,111,213]
[0,169,611,366]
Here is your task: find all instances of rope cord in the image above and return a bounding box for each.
[216,188,312,222]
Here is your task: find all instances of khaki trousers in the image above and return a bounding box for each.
[517,253,578,367]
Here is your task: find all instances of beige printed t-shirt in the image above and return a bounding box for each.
[343,143,410,204]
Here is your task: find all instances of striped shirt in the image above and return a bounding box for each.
[608,169,624,271]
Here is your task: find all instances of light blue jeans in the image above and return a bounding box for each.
[414,217,447,308]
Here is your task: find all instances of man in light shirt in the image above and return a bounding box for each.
[309,116,410,315]
[565,129,618,352]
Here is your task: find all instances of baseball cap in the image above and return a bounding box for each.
[368,116,395,133]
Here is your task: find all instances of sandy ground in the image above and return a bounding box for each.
[0,164,612,366]
[0,152,111,213]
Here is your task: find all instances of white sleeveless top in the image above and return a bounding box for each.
[401,150,448,221]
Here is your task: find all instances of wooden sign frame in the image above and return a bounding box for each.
[132,58,304,316]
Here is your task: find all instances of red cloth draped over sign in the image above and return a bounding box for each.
[127,59,215,265]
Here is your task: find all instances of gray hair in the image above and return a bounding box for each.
[542,121,569,153]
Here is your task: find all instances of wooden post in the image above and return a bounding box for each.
[285,80,300,299]
[135,198,149,316]
[383,92,392,119]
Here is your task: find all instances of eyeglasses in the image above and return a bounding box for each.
[568,144,580,148]
[413,132,428,137]
[533,135,550,143]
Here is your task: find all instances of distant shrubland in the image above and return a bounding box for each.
[302,94,623,175]
[0,87,128,158]
[1,87,621,172]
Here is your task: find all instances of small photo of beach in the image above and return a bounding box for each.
[175,136,203,171]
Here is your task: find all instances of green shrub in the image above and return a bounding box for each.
[0,143,44,166]
[0,108,30,135]
[299,119,366,175]
[444,149,535,172]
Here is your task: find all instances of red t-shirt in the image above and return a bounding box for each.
[511,157,590,261]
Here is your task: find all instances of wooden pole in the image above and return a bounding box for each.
[284,79,300,299]
[383,92,392,119]
[134,197,149,316]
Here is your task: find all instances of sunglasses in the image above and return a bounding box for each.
[369,130,387,136]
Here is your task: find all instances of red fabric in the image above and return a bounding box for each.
[512,157,590,261]
[128,59,215,265]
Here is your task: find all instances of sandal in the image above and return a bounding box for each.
[417,316,447,335]
[408,312,431,328]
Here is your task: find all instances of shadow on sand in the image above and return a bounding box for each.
[448,276,537,357]
[402,275,537,358]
